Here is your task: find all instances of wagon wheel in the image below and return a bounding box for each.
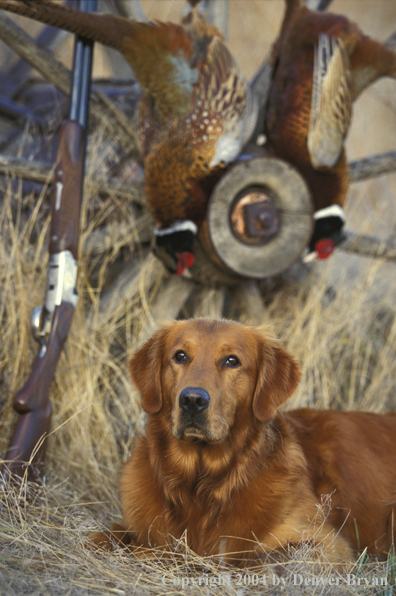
[0,0,395,330]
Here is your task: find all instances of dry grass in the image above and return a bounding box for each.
[0,127,395,595]
[1,1,396,591]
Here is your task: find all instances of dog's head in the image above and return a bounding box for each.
[129,319,301,443]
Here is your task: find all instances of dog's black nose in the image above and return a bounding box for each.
[179,387,210,414]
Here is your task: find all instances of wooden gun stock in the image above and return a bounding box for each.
[4,303,74,482]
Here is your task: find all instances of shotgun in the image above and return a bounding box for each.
[2,0,97,484]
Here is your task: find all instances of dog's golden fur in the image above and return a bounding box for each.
[91,319,396,564]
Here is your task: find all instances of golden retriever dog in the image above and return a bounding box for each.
[91,319,396,564]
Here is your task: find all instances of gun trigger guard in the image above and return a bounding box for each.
[31,306,51,347]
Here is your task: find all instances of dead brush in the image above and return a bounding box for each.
[1,156,396,594]
[0,2,396,594]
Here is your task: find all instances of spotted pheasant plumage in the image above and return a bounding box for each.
[138,23,256,226]
[0,0,257,273]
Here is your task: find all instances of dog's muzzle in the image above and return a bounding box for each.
[176,387,225,442]
[179,387,210,416]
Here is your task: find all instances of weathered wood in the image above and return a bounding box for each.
[0,20,70,99]
[98,0,135,79]
[0,12,142,162]
[19,213,153,262]
[0,94,39,123]
[204,0,229,40]
[385,30,396,51]
[137,276,195,345]
[86,176,146,205]
[83,213,153,256]
[0,154,146,204]
[194,285,226,318]
[0,13,70,98]
[350,151,396,183]
[337,231,396,261]
[205,157,312,279]
[190,235,242,287]
[232,281,266,325]
[150,276,194,325]
[113,0,147,22]
[93,253,163,322]
[2,146,394,206]
[93,89,141,163]
[0,154,53,183]
[250,60,272,140]
[305,0,334,10]
[0,126,20,152]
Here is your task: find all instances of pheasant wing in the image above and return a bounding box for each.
[308,33,352,168]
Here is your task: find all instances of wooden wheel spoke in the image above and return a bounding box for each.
[231,282,266,325]
[97,0,136,79]
[90,253,162,321]
[112,0,148,22]
[305,0,334,10]
[204,0,229,40]
[0,0,75,100]
[350,151,396,183]
[337,232,396,262]
[385,30,396,50]
[194,286,227,318]
[0,27,68,100]
[0,154,146,203]
[0,12,142,161]
[82,213,152,259]
[136,276,195,346]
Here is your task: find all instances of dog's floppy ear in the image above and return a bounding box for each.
[129,328,167,414]
[252,329,301,423]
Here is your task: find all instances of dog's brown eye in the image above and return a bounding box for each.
[174,350,187,363]
[225,355,240,368]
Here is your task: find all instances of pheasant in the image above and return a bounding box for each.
[0,0,257,274]
[266,0,396,259]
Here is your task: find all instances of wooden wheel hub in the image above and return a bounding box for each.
[230,187,280,245]
[201,156,314,279]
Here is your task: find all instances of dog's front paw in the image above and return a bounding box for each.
[86,522,132,552]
